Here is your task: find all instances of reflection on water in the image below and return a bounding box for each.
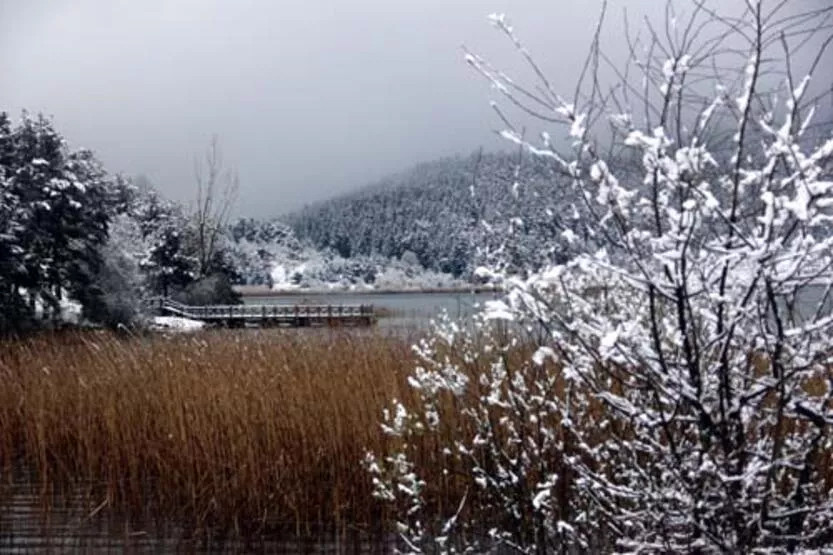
[0,481,390,553]
[0,484,177,553]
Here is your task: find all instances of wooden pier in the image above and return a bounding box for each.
[147,298,375,328]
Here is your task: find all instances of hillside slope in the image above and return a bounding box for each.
[286,151,587,278]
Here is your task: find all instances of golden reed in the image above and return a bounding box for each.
[0,330,427,540]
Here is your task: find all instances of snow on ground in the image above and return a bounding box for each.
[28,289,84,325]
[371,266,463,290]
[265,258,465,292]
[230,224,469,292]
[58,297,83,325]
[150,316,205,332]
[269,263,302,290]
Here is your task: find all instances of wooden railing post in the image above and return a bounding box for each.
[171,301,375,327]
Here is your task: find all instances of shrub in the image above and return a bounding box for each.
[370,1,833,552]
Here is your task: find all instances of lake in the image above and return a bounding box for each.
[241,284,833,330]
[242,290,501,329]
[0,483,389,553]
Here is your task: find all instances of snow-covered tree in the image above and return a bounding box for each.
[370,1,833,552]
[140,213,197,298]
[0,113,32,331]
[84,213,148,328]
[0,112,112,332]
[110,180,198,299]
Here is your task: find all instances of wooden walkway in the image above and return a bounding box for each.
[148,298,375,327]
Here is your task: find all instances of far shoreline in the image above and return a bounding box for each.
[234,285,503,298]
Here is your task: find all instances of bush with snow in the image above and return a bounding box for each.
[84,213,148,328]
[370,1,833,552]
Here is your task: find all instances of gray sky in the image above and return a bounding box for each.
[0,0,623,216]
[1,1,830,217]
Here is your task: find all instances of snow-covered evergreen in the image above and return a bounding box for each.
[0,113,113,332]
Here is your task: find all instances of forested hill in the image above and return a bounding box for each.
[285,151,587,278]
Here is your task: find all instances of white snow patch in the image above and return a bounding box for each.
[151,316,205,332]
[484,300,515,321]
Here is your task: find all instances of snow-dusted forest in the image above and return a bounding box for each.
[0,116,586,333]
[234,150,591,288]
[286,151,586,278]
[0,114,242,333]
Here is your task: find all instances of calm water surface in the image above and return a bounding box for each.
[243,291,500,329]
[242,286,832,327]
[0,482,389,553]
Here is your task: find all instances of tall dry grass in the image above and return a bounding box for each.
[3,328,830,549]
[0,329,433,542]
[0,327,558,546]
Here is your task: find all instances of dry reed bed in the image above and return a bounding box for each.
[1,330,830,546]
[0,330,432,540]
[0,328,557,543]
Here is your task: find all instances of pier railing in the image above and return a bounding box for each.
[146,298,375,326]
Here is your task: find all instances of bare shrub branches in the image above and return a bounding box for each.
[371,1,833,552]
[192,135,238,277]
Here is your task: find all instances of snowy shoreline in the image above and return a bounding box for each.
[149,316,205,332]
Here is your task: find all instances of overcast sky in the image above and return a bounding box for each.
[1,1,830,217]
